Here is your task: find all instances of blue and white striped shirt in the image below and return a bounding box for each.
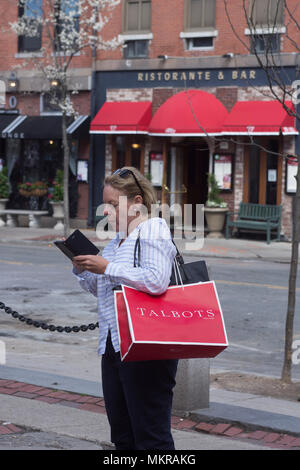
[74,217,176,355]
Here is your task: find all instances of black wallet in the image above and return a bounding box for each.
[54,229,100,260]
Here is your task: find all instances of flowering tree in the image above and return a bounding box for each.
[10,0,120,236]
[224,0,300,383]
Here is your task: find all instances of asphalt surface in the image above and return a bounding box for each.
[0,225,300,453]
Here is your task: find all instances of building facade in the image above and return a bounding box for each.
[0,1,299,238]
[0,0,92,223]
[89,0,300,239]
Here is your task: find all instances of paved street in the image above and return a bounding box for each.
[1,230,300,452]
[0,243,299,381]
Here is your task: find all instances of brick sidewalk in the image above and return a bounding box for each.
[1,378,300,449]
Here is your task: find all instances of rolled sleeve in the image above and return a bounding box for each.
[73,267,98,297]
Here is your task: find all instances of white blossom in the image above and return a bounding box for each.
[8,0,121,237]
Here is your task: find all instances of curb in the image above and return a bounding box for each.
[1,378,300,450]
[0,236,293,264]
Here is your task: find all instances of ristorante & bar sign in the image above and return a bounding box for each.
[137,69,257,83]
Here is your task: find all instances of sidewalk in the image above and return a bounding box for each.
[0,369,300,450]
[0,368,300,451]
[0,225,299,450]
[0,225,296,262]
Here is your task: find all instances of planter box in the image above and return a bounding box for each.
[204,207,228,238]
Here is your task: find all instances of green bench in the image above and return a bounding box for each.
[225,202,282,244]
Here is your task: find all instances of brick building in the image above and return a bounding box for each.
[0,0,92,222]
[0,1,299,238]
[89,0,300,239]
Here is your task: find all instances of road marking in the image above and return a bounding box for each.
[215,279,300,291]
[0,259,31,266]
[229,342,274,354]
[0,259,68,268]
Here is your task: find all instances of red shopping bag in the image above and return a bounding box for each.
[114,281,228,362]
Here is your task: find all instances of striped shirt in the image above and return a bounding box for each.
[73,217,176,355]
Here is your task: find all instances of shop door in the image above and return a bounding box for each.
[112,136,145,173]
[183,143,209,225]
[245,139,282,206]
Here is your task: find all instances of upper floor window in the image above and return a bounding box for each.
[123,39,149,58]
[41,91,62,114]
[123,0,151,33]
[249,0,284,27]
[181,0,216,51]
[18,0,42,53]
[54,0,80,52]
[250,33,280,54]
[185,0,216,31]
[247,1,284,54]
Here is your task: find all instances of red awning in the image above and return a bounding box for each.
[90,101,152,134]
[222,100,298,135]
[148,90,228,136]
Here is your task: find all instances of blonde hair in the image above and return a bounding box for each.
[104,167,157,213]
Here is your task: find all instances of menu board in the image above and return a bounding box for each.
[150,152,163,186]
[213,154,232,190]
[77,160,88,182]
[286,156,298,194]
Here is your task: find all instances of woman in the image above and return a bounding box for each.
[72,167,178,451]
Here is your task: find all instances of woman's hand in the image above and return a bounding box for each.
[72,259,85,274]
[73,255,109,275]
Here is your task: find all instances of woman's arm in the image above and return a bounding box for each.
[72,263,98,297]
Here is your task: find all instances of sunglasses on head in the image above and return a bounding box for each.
[113,168,144,198]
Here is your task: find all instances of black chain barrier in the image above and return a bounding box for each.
[0,301,99,333]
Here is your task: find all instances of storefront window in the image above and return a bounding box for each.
[131,144,141,169]
[115,136,126,169]
[6,139,21,185]
[41,140,62,184]
[248,145,260,203]
[23,140,40,182]
[0,139,5,166]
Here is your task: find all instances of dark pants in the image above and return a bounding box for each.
[101,334,178,450]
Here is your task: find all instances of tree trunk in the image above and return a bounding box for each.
[62,110,70,238]
[281,160,300,383]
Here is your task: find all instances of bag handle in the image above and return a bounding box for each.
[133,231,184,287]
[134,232,184,267]
[134,229,141,267]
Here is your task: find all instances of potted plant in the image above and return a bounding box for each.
[18,182,34,197]
[204,173,228,238]
[0,167,10,226]
[18,181,48,197]
[48,169,64,230]
[31,181,48,197]
[0,167,10,202]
